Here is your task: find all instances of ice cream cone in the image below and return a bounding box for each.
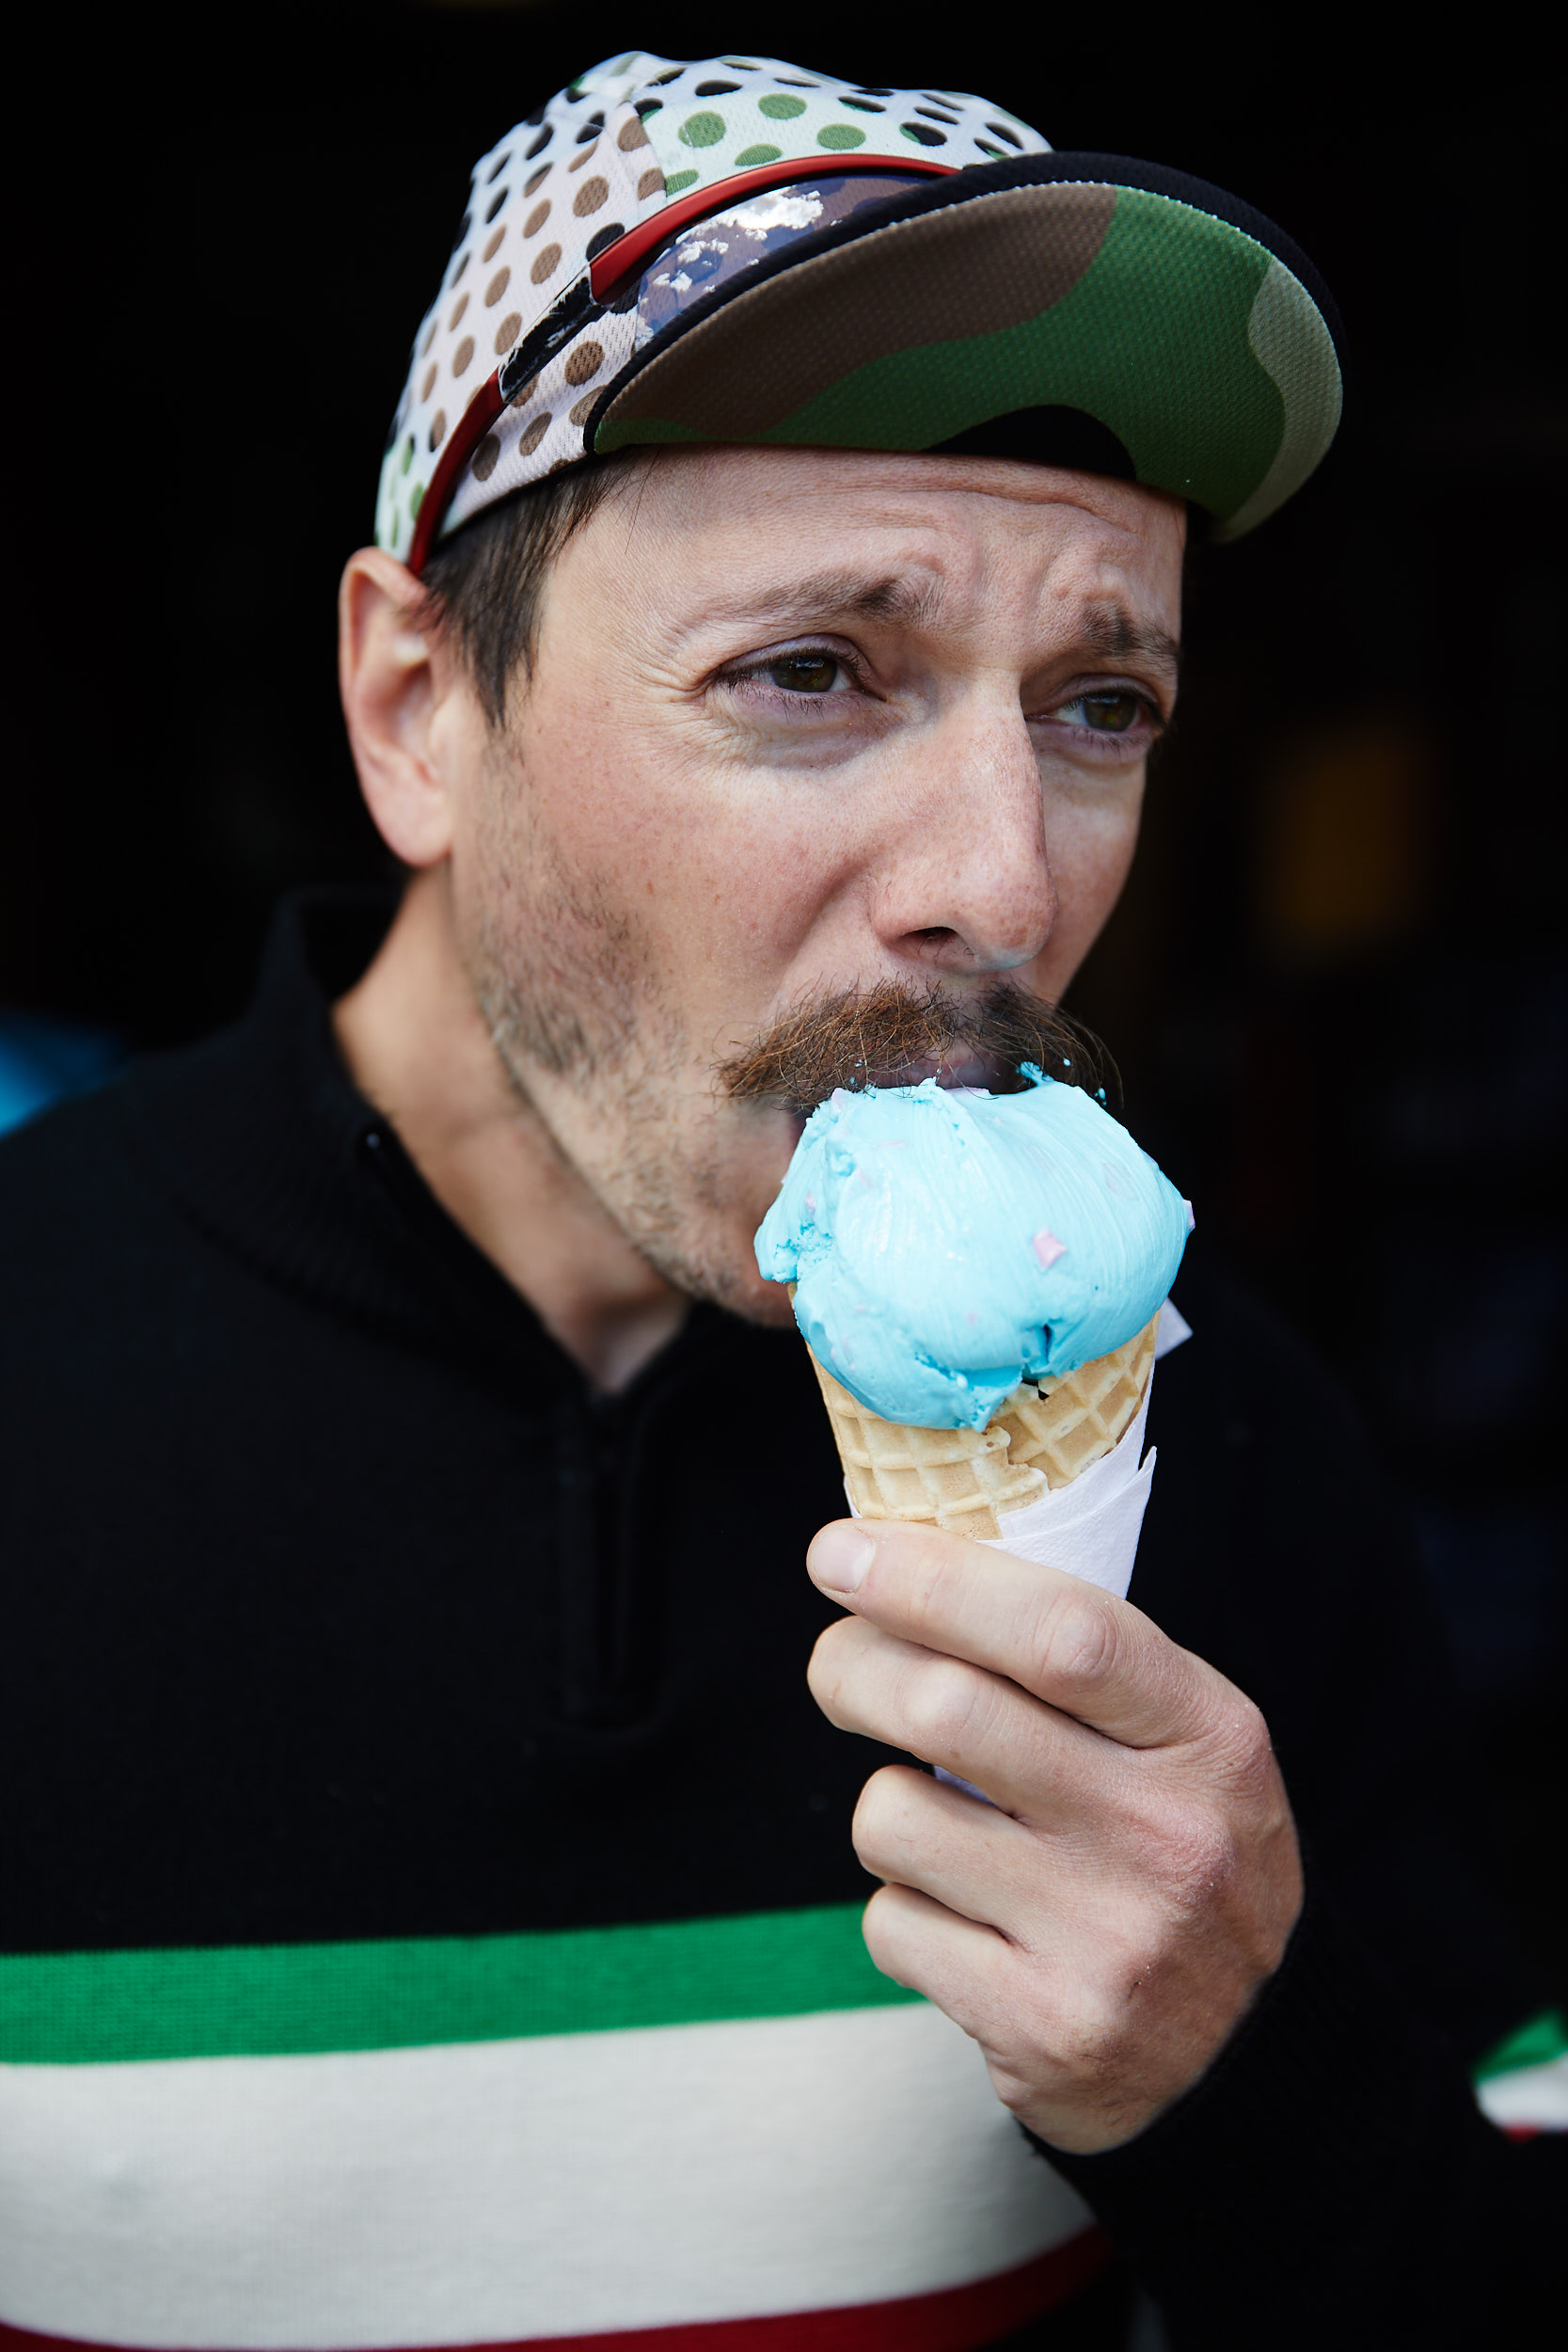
[806,1352,1045,1541]
[808,1311,1159,1542]
[992,1314,1159,1490]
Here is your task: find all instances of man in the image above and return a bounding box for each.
[1,46,1560,2352]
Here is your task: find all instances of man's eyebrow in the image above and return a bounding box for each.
[699,576,1179,675]
[1078,602,1180,675]
[705,569,946,632]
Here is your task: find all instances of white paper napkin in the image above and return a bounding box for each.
[975,1368,1156,1598]
[930,1296,1190,1801]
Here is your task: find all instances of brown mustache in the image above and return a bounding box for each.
[717,980,1117,1112]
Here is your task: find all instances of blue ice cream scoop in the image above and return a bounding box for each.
[754,1072,1190,1431]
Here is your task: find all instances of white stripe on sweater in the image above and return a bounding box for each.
[1476,2053,1568,2133]
[0,2000,1089,2347]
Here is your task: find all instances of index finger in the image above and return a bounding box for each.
[806,1517,1226,1749]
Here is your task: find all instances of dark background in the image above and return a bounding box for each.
[9,4,1565,1994]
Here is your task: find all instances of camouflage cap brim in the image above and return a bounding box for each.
[589,155,1344,541]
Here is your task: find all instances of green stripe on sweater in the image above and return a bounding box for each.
[1,1902,919,2063]
[1472,2006,1568,2082]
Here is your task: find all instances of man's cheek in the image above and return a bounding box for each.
[1039,795,1144,960]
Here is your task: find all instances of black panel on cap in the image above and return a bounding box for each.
[931,406,1136,479]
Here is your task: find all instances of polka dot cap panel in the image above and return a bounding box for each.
[376,52,679,563]
[373,51,1051,562]
[630,56,1047,199]
[443,304,640,538]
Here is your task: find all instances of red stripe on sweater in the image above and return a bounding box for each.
[0,2227,1108,2352]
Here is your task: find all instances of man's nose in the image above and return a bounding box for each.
[870,703,1056,977]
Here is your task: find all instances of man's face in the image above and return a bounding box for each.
[441,447,1184,1325]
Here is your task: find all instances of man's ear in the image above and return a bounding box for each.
[338,548,475,868]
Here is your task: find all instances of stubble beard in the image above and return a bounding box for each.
[460,761,766,1314]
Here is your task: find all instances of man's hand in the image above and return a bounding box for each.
[805,1518,1304,2154]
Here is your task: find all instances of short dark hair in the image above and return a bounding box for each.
[415,453,645,728]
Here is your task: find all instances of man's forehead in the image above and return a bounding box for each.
[649,444,1180,533]
[615,450,1182,627]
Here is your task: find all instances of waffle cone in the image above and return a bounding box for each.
[992,1315,1158,1490]
[808,1313,1158,1543]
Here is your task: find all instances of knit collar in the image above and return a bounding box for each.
[116,888,739,1413]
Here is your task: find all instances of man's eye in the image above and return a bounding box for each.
[1058,691,1146,733]
[764,653,842,695]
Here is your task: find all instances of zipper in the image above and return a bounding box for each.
[553,1385,660,1726]
[357,1116,662,1728]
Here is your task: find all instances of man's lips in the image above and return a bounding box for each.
[770,1047,1013,1140]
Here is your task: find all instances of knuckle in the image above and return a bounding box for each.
[803,1631,846,1716]
[860,1884,909,1981]
[1004,1984,1126,2105]
[809,1614,865,1673]
[903,1655,989,1756]
[979,1974,1149,2133]
[1224,1697,1275,1781]
[805,1616,871,1714]
[1200,1692,1280,1804]
[1029,1588,1118,1693]
[985,2059,1039,2119]
[1150,1803,1240,1913]
[1065,1994,1124,2076]
[850,1766,923,1873]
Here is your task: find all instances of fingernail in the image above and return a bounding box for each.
[811,1522,876,1594]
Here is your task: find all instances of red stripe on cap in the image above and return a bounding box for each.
[588,154,957,299]
[0,2227,1108,2349]
[406,372,506,577]
[405,156,957,574]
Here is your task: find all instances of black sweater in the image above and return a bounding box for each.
[1,893,1560,2350]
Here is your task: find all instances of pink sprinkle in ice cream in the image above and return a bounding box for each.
[1032,1229,1067,1269]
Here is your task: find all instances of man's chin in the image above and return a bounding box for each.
[635,1228,795,1330]
[630,1159,799,1333]
[725,1266,800,1330]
